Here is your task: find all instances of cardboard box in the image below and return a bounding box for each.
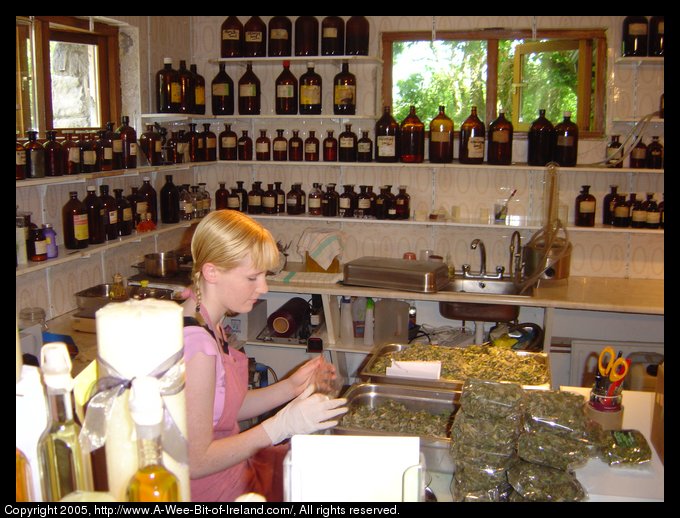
[651,362,664,463]
[224,299,267,342]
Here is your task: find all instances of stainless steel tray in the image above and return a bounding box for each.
[75,283,175,313]
[332,382,459,473]
[343,256,450,293]
[360,343,551,390]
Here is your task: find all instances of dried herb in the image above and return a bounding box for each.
[600,429,652,466]
[451,412,519,456]
[460,379,524,419]
[523,390,594,441]
[517,431,593,470]
[507,459,587,502]
[452,459,514,502]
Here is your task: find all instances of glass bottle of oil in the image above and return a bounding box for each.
[38,342,93,501]
[574,185,596,227]
[16,447,33,502]
[126,377,180,502]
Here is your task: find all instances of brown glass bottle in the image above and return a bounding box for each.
[243,16,266,57]
[178,60,195,114]
[16,138,26,180]
[156,58,180,113]
[61,132,80,174]
[268,16,292,56]
[248,181,263,215]
[339,124,358,162]
[304,130,320,161]
[275,61,298,114]
[645,194,661,229]
[81,133,100,173]
[106,122,123,170]
[374,185,392,220]
[138,177,158,224]
[170,130,186,164]
[606,135,624,168]
[227,188,241,211]
[625,193,638,227]
[322,183,339,217]
[333,62,356,115]
[345,16,369,55]
[98,185,118,240]
[192,64,207,116]
[286,184,302,215]
[117,116,138,169]
[238,63,261,115]
[339,184,357,217]
[646,136,663,169]
[215,182,229,210]
[96,130,113,171]
[649,16,664,56]
[273,129,287,161]
[274,181,285,213]
[127,186,141,225]
[202,123,217,161]
[237,130,253,161]
[296,183,306,213]
[140,124,162,166]
[307,182,322,216]
[186,123,201,163]
[399,105,424,163]
[219,123,238,161]
[553,112,578,167]
[612,195,630,227]
[459,106,485,164]
[221,16,243,57]
[375,106,400,162]
[84,186,105,244]
[255,130,271,161]
[159,175,180,224]
[629,139,647,169]
[527,109,555,166]
[113,188,133,236]
[62,191,89,249]
[25,130,45,178]
[321,17,345,55]
[262,183,277,214]
[357,130,373,162]
[323,130,338,161]
[235,180,248,212]
[631,195,647,229]
[622,16,648,57]
[357,185,372,217]
[295,16,319,56]
[44,130,63,176]
[603,185,619,225]
[395,186,411,220]
[429,105,454,163]
[299,62,322,114]
[211,63,234,116]
[574,185,596,227]
[487,110,513,165]
[288,130,303,160]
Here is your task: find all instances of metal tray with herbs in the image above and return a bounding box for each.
[360,343,551,390]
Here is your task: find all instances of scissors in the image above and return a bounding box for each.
[598,347,629,383]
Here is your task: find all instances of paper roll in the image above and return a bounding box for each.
[95,299,189,502]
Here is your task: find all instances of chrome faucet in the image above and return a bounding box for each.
[509,231,522,281]
[462,238,505,279]
[470,239,487,277]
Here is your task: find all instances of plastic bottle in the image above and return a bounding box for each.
[363,298,374,347]
[340,296,354,345]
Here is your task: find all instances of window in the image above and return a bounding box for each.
[382,29,607,137]
[15,16,121,138]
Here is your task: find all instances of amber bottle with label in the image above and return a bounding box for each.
[25,130,45,178]
[138,176,158,224]
[16,138,26,180]
[268,16,292,56]
[299,62,322,114]
[186,123,201,163]
[273,129,287,161]
[44,130,63,176]
[459,106,485,164]
[629,139,647,169]
[237,130,253,161]
[262,183,277,214]
[321,17,345,55]
[304,130,320,161]
[357,130,373,162]
[374,185,392,220]
[322,184,339,217]
[429,105,454,163]
[238,64,261,115]
[227,188,241,211]
[235,180,248,212]
[646,136,663,169]
[553,112,578,167]
[99,185,118,240]
[649,16,664,56]
[631,195,647,229]
[339,185,357,218]
[275,61,298,115]
[156,58,180,113]
[606,135,623,168]
[61,132,80,175]
[117,116,138,169]
[106,121,123,170]
[487,110,513,165]
[288,130,303,161]
[574,185,596,227]
[140,125,162,166]
[527,109,555,166]
[646,194,661,230]
[219,123,237,161]
[333,62,356,115]
[221,16,243,58]
[80,133,100,173]
[295,16,319,56]
[177,60,195,114]
[375,106,399,162]
[113,188,133,236]
[62,191,89,249]
[622,16,648,57]
[339,124,358,162]
[215,183,229,210]
[395,186,411,220]
[84,186,105,244]
[275,181,286,213]
[243,16,266,57]
[202,124,217,161]
[345,16,369,55]
[247,182,263,215]
[211,63,234,116]
[612,195,629,227]
[255,130,271,161]
[603,185,619,225]
[97,130,113,171]
[323,130,338,162]
[399,105,424,163]
[357,185,373,218]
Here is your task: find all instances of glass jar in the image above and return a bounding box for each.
[19,307,47,331]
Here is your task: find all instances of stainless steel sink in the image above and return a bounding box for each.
[441,277,533,296]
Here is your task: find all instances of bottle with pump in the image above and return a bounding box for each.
[38,342,93,501]
[459,106,485,164]
[574,185,596,227]
[126,377,180,502]
[553,111,578,167]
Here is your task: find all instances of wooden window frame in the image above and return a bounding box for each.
[381,28,607,138]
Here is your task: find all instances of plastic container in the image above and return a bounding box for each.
[363,298,374,347]
[340,296,354,345]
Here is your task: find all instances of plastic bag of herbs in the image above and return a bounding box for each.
[459,378,525,419]
[507,459,587,502]
[451,412,520,457]
[523,389,600,442]
[451,458,516,502]
[517,430,594,470]
[599,429,652,466]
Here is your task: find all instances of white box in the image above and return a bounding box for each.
[224,299,267,342]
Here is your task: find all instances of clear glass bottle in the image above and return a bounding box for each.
[248,181,263,215]
[622,16,648,57]
[237,130,253,161]
[553,111,578,167]
[44,130,63,176]
[429,105,454,163]
[629,139,647,169]
[395,185,411,220]
[646,136,663,169]
[288,129,304,161]
[323,130,338,161]
[179,184,193,220]
[126,377,180,502]
[459,106,485,164]
[114,188,134,236]
[322,16,345,55]
[190,64,206,115]
[333,62,356,115]
[138,176,158,225]
[606,135,624,168]
[294,16,319,56]
[399,105,424,163]
[156,57,180,113]
[322,183,339,217]
[263,183,277,214]
[338,124,358,162]
[211,63,234,116]
[99,185,119,241]
[527,109,555,166]
[84,186,105,244]
[25,130,46,178]
[117,116,138,169]
[339,184,357,218]
[243,16,267,57]
[304,130,320,161]
[574,185,596,227]
[255,129,271,161]
[238,63,261,115]
[38,343,93,501]
[220,16,243,58]
[160,175,180,224]
[275,61,298,115]
[299,62,322,114]
[273,129,288,161]
[357,130,373,162]
[375,106,399,162]
[487,110,513,165]
[602,185,619,226]
[308,182,323,216]
[268,16,292,56]
[109,273,127,301]
[218,123,238,161]
[345,16,369,55]
[177,60,195,114]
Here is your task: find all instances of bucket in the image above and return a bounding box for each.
[523,238,572,281]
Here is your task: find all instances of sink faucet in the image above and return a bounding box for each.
[470,238,487,277]
[462,239,505,279]
[509,231,522,281]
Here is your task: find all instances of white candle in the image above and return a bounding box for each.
[95,299,189,502]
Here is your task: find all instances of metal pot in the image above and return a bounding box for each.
[144,252,179,277]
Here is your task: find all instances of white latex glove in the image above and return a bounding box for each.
[262,384,348,445]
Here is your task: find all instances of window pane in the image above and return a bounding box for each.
[50,40,101,128]
[16,20,37,136]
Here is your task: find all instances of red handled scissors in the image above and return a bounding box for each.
[598,346,629,383]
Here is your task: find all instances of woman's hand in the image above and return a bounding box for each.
[285,355,324,398]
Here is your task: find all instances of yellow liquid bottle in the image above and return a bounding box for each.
[16,447,33,502]
[126,376,180,502]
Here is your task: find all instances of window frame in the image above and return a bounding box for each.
[381,28,607,138]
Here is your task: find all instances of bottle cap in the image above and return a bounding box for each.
[163,57,172,64]
[283,60,290,67]
[129,376,163,426]
[564,111,572,117]
[40,342,74,391]
[366,297,375,309]
[307,61,315,68]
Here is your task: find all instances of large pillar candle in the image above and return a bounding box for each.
[94,299,189,502]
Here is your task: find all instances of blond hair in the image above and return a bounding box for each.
[191,210,279,310]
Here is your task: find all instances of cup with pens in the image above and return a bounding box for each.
[586,347,630,429]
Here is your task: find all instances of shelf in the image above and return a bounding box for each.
[612,117,664,124]
[209,55,382,65]
[615,56,664,66]
[141,113,377,122]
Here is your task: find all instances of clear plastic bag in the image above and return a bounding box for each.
[451,412,519,455]
[523,390,594,441]
[507,459,587,502]
[451,459,515,502]
[599,429,652,466]
[459,378,524,419]
[517,431,593,471]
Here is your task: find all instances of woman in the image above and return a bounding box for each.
[182,209,347,501]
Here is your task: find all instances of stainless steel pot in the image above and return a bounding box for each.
[523,239,572,281]
[144,252,179,277]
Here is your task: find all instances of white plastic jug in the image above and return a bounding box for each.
[374,299,410,345]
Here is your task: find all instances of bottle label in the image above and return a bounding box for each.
[305,142,318,153]
[270,29,289,40]
[74,214,89,240]
[358,142,371,153]
[16,150,26,165]
[334,85,356,105]
[325,140,335,148]
[181,201,193,213]
[358,198,371,209]
[274,140,287,151]
[468,136,485,158]
[309,198,321,208]
[300,85,321,105]
[631,147,646,159]
[557,135,575,147]
[123,207,133,221]
[213,83,230,96]
[430,130,449,143]
[154,140,162,152]
[287,197,299,207]
[137,201,148,215]
[256,142,269,153]
[629,23,648,36]
[113,140,123,153]
[171,82,181,103]
[614,206,629,218]
[263,197,276,208]
[323,27,338,38]
[222,29,240,41]
[129,143,137,156]
[276,84,295,99]
[195,86,205,105]
[34,239,48,255]
[108,210,118,224]
[222,136,237,148]
[239,83,257,97]
[579,200,596,214]
[646,211,660,224]
[83,150,97,165]
[68,147,81,163]
[206,137,217,149]
[104,147,113,160]
[290,141,300,148]
[245,31,263,43]
[339,198,351,209]
[632,209,647,222]
[377,136,396,156]
[658,22,664,34]
[227,197,240,208]
[492,130,510,143]
[248,195,262,206]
